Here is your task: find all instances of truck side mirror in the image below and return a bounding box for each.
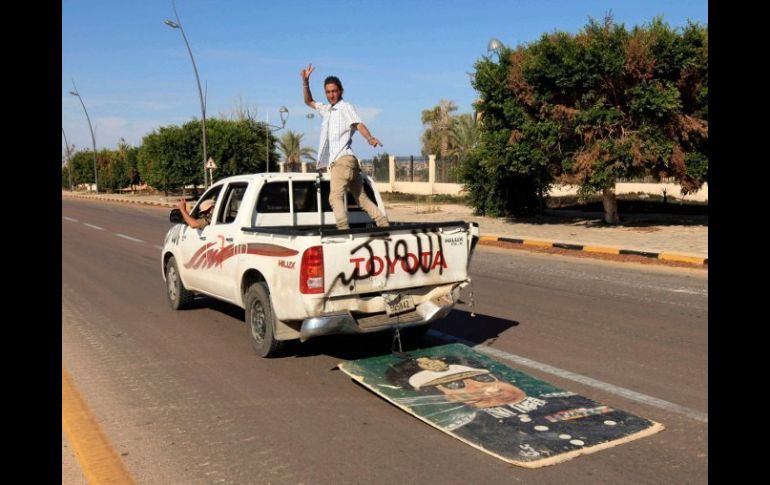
[170,208,184,224]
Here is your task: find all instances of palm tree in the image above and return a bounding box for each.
[277,130,317,172]
[420,99,458,159]
[447,114,479,162]
[442,113,480,183]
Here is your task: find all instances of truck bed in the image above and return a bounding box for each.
[241,220,473,237]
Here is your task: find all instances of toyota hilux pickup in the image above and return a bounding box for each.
[161,172,479,357]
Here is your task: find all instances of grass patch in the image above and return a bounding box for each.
[379,191,469,205]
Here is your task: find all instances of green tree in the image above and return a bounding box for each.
[438,114,480,184]
[206,118,275,179]
[61,165,71,190]
[466,43,551,216]
[99,149,128,193]
[138,118,276,194]
[447,113,480,162]
[69,149,106,191]
[125,145,142,191]
[470,15,708,223]
[420,100,458,159]
[139,123,201,195]
[86,138,135,193]
[277,130,317,172]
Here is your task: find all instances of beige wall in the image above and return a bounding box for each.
[374,181,465,196]
[375,181,707,201]
[549,183,708,202]
[372,155,708,201]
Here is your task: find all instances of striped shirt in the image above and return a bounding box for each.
[312,99,362,168]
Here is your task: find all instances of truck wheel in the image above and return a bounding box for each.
[245,283,285,358]
[166,256,194,310]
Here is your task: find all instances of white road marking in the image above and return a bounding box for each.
[427,329,708,423]
[115,233,144,243]
[65,215,159,249]
[670,288,707,296]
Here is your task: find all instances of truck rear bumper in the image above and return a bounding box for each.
[299,293,456,342]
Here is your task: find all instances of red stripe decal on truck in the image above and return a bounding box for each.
[183,242,217,269]
[245,244,299,257]
[184,242,298,271]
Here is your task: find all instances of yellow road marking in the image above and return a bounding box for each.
[583,245,620,255]
[522,239,553,248]
[658,253,707,265]
[62,366,134,484]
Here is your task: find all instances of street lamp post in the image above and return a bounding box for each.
[265,106,289,172]
[473,38,507,123]
[487,37,504,54]
[165,0,208,188]
[69,82,99,194]
[61,128,75,192]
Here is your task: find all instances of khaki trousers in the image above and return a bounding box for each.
[329,155,390,230]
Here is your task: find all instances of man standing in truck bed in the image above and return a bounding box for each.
[301,63,390,230]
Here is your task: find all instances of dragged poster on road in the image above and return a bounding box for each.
[338,343,663,468]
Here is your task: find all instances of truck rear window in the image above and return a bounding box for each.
[256,181,377,214]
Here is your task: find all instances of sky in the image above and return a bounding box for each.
[62,0,707,160]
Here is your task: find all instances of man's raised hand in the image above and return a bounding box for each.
[301,64,315,82]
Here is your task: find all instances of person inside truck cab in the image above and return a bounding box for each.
[177,198,215,229]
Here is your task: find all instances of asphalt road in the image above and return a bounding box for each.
[62,198,707,484]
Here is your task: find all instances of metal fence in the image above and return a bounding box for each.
[361,155,464,184]
[435,157,461,183]
[360,157,389,182]
[394,156,429,182]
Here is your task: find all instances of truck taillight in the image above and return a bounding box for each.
[300,245,324,294]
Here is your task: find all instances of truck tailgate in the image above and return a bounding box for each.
[321,223,473,297]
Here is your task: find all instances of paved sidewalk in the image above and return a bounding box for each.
[386,203,707,260]
[62,191,708,261]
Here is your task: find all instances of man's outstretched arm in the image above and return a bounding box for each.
[177,199,205,229]
[355,123,382,147]
[301,64,316,108]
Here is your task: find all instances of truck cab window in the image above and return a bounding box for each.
[291,180,377,213]
[218,182,248,224]
[192,185,223,219]
[256,182,290,213]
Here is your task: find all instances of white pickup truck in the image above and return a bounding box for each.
[161,172,479,357]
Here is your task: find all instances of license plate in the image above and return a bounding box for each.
[384,294,415,316]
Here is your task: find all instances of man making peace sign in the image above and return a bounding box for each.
[301,64,390,230]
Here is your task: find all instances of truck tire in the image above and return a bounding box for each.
[245,282,285,358]
[166,256,194,310]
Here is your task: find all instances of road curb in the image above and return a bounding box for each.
[63,192,708,266]
[63,192,176,208]
[479,235,708,266]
